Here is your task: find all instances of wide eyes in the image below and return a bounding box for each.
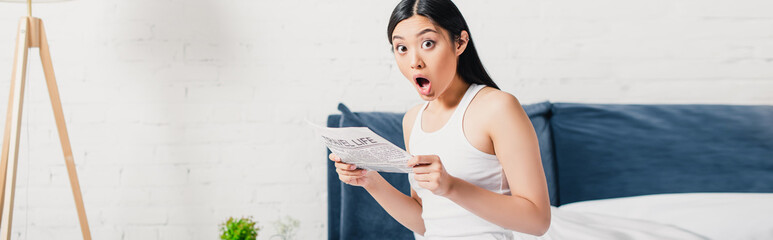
[394,40,436,54]
[422,40,434,49]
[396,45,407,54]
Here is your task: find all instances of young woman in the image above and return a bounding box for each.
[330,0,551,239]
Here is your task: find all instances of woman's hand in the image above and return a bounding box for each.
[407,155,457,197]
[330,153,378,188]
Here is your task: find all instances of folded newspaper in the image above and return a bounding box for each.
[310,122,413,173]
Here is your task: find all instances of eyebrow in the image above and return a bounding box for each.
[417,28,437,36]
[392,28,438,41]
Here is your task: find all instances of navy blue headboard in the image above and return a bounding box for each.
[550,103,773,205]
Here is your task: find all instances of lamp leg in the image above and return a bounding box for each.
[38,19,92,240]
[0,17,31,240]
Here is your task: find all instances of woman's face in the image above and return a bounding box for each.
[391,15,464,101]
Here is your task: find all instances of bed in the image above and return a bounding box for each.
[326,102,773,240]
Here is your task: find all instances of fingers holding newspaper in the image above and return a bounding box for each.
[330,153,377,187]
[407,155,457,197]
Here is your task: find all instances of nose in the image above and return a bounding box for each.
[410,51,424,69]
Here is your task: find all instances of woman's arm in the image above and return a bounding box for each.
[329,104,426,234]
[330,156,426,234]
[363,173,425,234]
[408,92,551,236]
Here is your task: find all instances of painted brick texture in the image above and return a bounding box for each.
[0,0,771,239]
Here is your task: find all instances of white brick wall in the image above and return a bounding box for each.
[0,0,771,239]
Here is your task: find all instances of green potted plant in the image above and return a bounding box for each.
[220,216,261,240]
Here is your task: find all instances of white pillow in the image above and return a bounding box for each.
[559,193,773,240]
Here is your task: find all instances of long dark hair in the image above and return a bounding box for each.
[387,0,499,90]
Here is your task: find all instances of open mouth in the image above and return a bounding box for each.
[415,77,431,95]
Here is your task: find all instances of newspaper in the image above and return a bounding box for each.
[310,122,413,173]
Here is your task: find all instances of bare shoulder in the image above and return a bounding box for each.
[473,87,523,116]
[468,87,532,134]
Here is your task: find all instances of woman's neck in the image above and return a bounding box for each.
[429,75,470,112]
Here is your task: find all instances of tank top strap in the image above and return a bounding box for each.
[411,101,430,136]
[410,83,486,142]
[450,83,486,127]
[411,83,484,138]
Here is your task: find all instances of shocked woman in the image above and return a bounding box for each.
[331,0,550,239]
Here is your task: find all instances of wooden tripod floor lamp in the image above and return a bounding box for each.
[0,0,91,239]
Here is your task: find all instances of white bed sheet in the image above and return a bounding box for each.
[513,206,707,240]
[557,193,773,240]
[414,193,773,240]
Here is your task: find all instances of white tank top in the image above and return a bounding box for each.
[409,83,514,240]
